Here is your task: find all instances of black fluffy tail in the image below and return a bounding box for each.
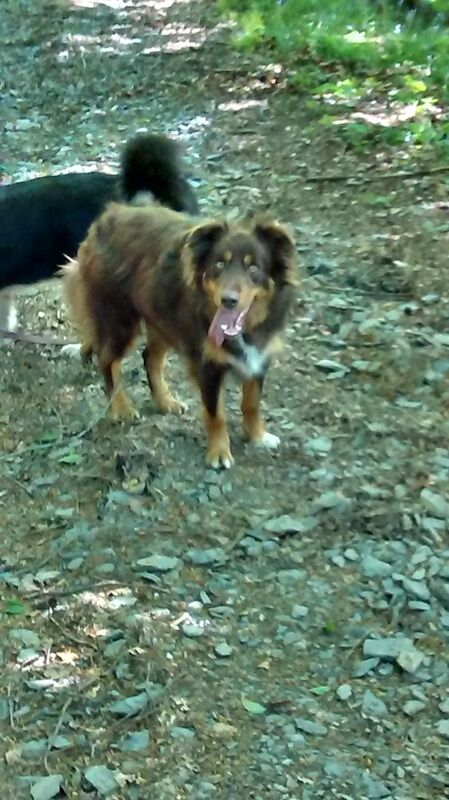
[120,133,199,215]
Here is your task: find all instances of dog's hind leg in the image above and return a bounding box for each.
[142,327,186,414]
[100,356,140,422]
[241,377,280,449]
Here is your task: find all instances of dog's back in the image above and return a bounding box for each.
[0,172,117,290]
[0,133,198,293]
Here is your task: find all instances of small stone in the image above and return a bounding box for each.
[67,557,84,571]
[136,555,180,572]
[362,772,390,799]
[103,639,126,659]
[304,436,333,454]
[436,719,449,738]
[263,514,318,535]
[353,657,380,677]
[119,730,150,752]
[331,554,346,568]
[361,555,392,579]
[420,489,449,519]
[292,604,309,619]
[408,600,431,611]
[215,642,233,657]
[344,548,359,561]
[30,775,64,800]
[277,569,306,585]
[362,689,388,718]
[363,636,413,662]
[182,622,204,638]
[422,293,440,305]
[402,578,431,601]
[315,359,349,374]
[411,545,432,565]
[396,647,424,674]
[84,765,120,796]
[312,491,350,512]
[439,698,449,713]
[430,579,449,609]
[403,700,426,717]
[294,717,327,736]
[170,726,196,739]
[336,684,352,701]
[185,548,227,566]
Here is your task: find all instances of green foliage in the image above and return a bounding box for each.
[218,0,449,157]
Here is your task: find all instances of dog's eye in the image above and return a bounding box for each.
[215,261,225,272]
[248,264,259,277]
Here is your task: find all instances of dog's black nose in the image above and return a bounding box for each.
[221,292,239,309]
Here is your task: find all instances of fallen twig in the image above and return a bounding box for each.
[7,683,15,729]
[29,580,127,606]
[44,697,72,773]
[305,164,449,184]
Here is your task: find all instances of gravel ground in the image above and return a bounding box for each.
[1,1,449,798]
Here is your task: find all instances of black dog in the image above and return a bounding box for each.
[0,134,198,332]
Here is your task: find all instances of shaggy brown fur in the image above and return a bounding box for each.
[63,201,297,468]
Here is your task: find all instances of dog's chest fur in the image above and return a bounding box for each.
[223,335,270,380]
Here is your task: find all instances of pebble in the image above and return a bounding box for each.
[353,658,380,677]
[185,548,227,565]
[312,491,350,512]
[439,698,449,713]
[411,545,433,565]
[402,577,431,601]
[292,604,309,619]
[136,555,180,572]
[403,700,426,717]
[436,719,449,738]
[336,683,352,701]
[362,772,390,799]
[277,569,306,585]
[214,642,233,657]
[363,636,413,662]
[170,726,196,739]
[362,689,388,718]
[408,600,431,612]
[420,488,449,519]
[295,717,328,736]
[181,622,205,638]
[396,647,424,674]
[361,554,392,579]
[304,436,333,454]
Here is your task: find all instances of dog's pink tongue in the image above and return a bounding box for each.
[208,306,249,347]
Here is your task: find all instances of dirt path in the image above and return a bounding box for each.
[2,1,449,798]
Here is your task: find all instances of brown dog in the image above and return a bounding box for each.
[63,202,297,468]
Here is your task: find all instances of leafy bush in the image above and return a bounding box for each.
[218,0,449,156]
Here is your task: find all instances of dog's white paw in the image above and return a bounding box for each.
[61,343,83,358]
[252,431,281,450]
[206,445,234,470]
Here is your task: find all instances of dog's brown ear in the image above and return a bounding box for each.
[183,221,228,287]
[253,218,297,285]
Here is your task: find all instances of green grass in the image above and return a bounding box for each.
[218,0,449,158]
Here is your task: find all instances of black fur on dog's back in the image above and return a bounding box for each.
[0,133,198,292]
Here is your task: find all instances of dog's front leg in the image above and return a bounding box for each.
[241,375,280,450]
[193,360,233,469]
